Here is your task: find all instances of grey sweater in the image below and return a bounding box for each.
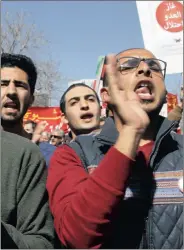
[1,131,55,249]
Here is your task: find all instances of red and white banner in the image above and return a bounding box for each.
[23,107,69,133]
[136,1,183,74]
[23,93,179,133]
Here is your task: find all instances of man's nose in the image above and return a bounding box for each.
[137,61,152,77]
[80,99,89,110]
[6,82,17,96]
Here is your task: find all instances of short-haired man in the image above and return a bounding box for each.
[47,48,183,249]
[60,83,101,139]
[1,53,56,248]
[1,53,56,166]
[50,129,65,146]
[1,53,36,138]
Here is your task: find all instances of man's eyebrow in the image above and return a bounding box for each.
[84,94,96,99]
[1,79,10,83]
[68,96,80,103]
[14,80,28,85]
[68,94,96,103]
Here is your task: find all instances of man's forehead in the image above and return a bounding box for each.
[66,86,95,101]
[1,66,28,80]
[116,49,156,59]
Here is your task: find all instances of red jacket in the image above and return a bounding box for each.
[47,145,133,248]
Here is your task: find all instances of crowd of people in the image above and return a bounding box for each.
[1,48,183,249]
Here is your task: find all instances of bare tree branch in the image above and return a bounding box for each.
[1,11,47,54]
[1,11,72,106]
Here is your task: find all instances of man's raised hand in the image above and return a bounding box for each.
[105,54,150,134]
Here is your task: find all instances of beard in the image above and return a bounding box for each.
[146,104,167,127]
[1,103,30,128]
[1,114,23,128]
[142,90,167,117]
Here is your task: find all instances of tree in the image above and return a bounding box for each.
[36,59,63,106]
[1,11,70,106]
[1,12,46,54]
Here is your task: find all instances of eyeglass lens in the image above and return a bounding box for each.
[118,57,165,71]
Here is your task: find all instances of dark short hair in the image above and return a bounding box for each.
[60,83,100,114]
[1,53,37,95]
[24,120,37,130]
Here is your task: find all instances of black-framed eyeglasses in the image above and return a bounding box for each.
[50,135,62,139]
[117,57,167,78]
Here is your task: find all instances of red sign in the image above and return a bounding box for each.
[167,93,178,113]
[156,1,183,33]
[23,107,69,133]
[24,93,179,134]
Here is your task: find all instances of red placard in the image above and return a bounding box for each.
[156,1,183,33]
[167,93,178,113]
[23,107,69,133]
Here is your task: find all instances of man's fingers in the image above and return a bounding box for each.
[126,91,141,103]
[106,54,120,100]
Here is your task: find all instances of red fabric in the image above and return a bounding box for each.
[47,142,154,248]
[138,141,154,165]
[167,93,178,113]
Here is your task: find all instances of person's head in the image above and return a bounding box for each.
[24,120,37,134]
[60,83,101,137]
[50,129,65,146]
[101,48,167,119]
[39,131,50,143]
[1,53,37,128]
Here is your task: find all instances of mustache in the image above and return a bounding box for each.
[3,96,20,109]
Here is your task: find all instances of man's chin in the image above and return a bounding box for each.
[1,115,22,127]
[142,102,164,116]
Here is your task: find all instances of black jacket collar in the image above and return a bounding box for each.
[96,116,179,146]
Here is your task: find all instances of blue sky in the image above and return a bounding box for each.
[2,1,182,104]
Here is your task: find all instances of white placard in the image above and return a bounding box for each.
[136,1,183,74]
[159,103,168,117]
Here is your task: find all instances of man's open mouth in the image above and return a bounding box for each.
[80,113,94,120]
[4,101,19,110]
[134,81,154,101]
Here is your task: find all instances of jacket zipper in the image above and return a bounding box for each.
[149,122,177,170]
[143,217,148,248]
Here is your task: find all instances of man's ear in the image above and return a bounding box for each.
[62,114,69,124]
[100,87,110,103]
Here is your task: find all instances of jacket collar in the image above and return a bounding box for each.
[96,117,118,146]
[96,116,179,146]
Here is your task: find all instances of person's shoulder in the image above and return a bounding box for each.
[171,131,183,148]
[39,142,56,150]
[52,143,81,161]
[2,131,42,153]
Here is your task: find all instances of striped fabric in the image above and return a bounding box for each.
[153,170,183,204]
[124,171,183,204]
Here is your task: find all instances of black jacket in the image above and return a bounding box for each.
[69,117,183,249]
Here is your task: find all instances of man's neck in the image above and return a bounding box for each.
[2,122,31,139]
